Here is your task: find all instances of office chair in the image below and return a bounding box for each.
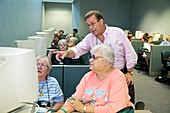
[155,50,170,83]
[134,47,149,73]
[117,106,134,113]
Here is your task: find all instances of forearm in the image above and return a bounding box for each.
[66,49,75,58]
[127,67,134,73]
[52,101,64,111]
[83,106,95,113]
[56,105,74,113]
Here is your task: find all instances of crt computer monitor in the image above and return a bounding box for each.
[15,39,36,50]
[0,47,38,113]
[28,36,47,56]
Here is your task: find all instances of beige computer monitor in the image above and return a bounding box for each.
[0,47,38,113]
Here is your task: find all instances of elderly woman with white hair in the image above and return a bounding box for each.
[56,44,133,113]
[36,55,64,112]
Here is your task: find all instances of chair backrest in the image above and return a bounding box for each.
[161,50,170,65]
[117,106,134,113]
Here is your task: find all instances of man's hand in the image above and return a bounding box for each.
[124,73,134,85]
[53,51,68,62]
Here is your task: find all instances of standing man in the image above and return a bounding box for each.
[55,10,137,104]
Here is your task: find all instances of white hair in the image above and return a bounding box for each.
[91,44,114,66]
[36,55,52,70]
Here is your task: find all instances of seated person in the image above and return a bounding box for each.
[49,39,84,65]
[36,55,64,112]
[143,36,154,52]
[127,32,133,43]
[56,44,133,113]
[141,33,149,42]
[65,34,72,43]
[49,35,60,49]
[55,29,64,39]
[159,34,170,45]
[73,28,83,43]
[68,37,78,48]
[143,36,154,66]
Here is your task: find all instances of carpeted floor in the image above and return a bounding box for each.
[133,69,170,113]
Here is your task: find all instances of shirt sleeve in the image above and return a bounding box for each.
[119,30,137,69]
[50,77,64,102]
[70,34,93,58]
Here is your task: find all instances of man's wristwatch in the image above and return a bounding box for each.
[127,71,133,75]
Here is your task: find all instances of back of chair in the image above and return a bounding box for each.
[161,50,170,65]
[117,106,134,113]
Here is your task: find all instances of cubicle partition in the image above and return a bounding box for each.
[63,65,89,99]
[132,40,144,54]
[49,65,90,100]
[50,65,63,88]
[149,45,170,76]
[132,40,162,54]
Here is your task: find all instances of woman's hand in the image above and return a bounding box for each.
[67,97,84,112]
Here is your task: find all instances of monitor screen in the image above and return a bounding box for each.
[0,47,38,112]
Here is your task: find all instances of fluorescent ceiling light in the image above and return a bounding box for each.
[42,0,74,3]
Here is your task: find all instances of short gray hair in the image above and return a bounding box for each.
[36,55,52,70]
[91,44,114,66]
[58,39,68,49]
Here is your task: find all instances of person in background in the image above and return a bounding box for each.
[36,55,64,112]
[73,28,83,43]
[159,34,170,45]
[54,10,137,104]
[68,37,78,48]
[58,39,68,51]
[127,32,133,43]
[143,36,154,52]
[141,33,149,42]
[55,44,134,113]
[55,30,64,39]
[49,35,60,49]
[142,36,154,67]
[49,39,84,65]
[65,34,73,43]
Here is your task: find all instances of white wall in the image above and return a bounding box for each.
[43,2,72,34]
[130,0,170,37]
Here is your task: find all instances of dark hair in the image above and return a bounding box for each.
[142,33,149,41]
[84,10,104,22]
[73,28,78,33]
[146,36,153,42]
[59,30,64,33]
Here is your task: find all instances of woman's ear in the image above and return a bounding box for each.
[47,69,51,75]
[104,59,110,66]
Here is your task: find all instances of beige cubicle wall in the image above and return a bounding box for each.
[149,45,170,76]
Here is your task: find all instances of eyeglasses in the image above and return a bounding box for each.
[90,54,103,60]
[37,63,48,69]
[87,21,99,28]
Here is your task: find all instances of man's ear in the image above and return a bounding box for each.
[99,19,104,25]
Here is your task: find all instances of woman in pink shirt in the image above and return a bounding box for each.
[56,44,133,113]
